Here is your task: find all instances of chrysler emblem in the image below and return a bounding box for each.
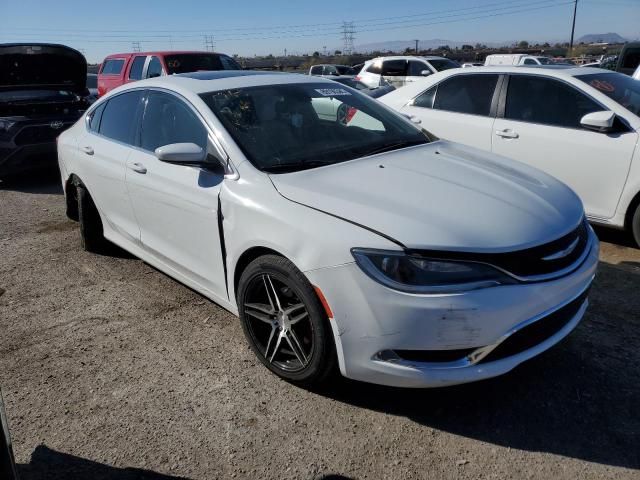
[542,237,580,261]
[50,121,64,130]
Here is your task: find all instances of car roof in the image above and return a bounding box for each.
[437,65,609,77]
[103,50,226,59]
[108,70,341,95]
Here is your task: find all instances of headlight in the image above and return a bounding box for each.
[0,119,16,132]
[351,248,516,294]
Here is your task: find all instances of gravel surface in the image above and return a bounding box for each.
[1,170,639,480]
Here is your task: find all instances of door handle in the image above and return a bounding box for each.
[495,129,519,139]
[129,162,147,174]
[82,146,94,155]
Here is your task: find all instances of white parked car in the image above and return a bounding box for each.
[380,66,640,246]
[356,56,460,88]
[57,71,598,388]
[484,54,554,66]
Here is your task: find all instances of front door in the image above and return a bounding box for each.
[125,90,227,298]
[492,74,637,220]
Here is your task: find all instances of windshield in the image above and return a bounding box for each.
[165,54,241,74]
[576,72,640,117]
[428,59,460,71]
[536,57,554,65]
[200,83,429,173]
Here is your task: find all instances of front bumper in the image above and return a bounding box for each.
[305,229,599,388]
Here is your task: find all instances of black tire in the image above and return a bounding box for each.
[632,204,640,248]
[237,255,336,387]
[77,185,107,253]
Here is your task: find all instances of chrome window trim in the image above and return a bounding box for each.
[83,86,238,179]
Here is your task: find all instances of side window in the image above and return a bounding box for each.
[128,56,146,80]
[621,48,640,69]
[99,91,144,144]
[433,74,499,116]
[413,86,436,108]
[101,59,125,75]
[220,55,241,70]
[505,76,601,128]
[408,61,429,77]
[310,66,322,75]
[381,60,408,76]
[88,102,106,132]
[140,92,207,152]
[146,56,163,79]
[523,58,537,65]
[366,62,382,74]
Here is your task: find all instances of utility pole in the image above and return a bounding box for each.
[414,39,419,54]
[569,0,578,55]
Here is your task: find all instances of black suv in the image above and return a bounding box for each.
[0,43,90,178]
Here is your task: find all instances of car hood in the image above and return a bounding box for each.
[270,141,584,252]
[0,44,87,93]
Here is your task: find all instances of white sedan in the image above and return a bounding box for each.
[380,66,640,246]
[57,71,598,388]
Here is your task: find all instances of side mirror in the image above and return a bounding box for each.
[580,111,615,133]
[420,70,431,77]
[400,112,422,124]
[155,143,207,165]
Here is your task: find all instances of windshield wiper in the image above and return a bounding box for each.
[359,139,427,158]
[262,160,335,173]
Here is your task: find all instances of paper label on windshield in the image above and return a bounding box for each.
[315,88,352,96]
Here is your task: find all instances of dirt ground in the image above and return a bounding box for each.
[1,170,639,480]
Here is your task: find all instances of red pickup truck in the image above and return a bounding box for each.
[97,51,241,97]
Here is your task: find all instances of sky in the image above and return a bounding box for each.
[0,0,638,62]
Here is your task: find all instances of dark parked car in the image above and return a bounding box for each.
[0,43,91,178]
[616,42,640,76]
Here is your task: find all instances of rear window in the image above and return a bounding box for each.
[365,62,382,75]
[428,59,460,72]
[101,59,125,75]
[164,54,241,74]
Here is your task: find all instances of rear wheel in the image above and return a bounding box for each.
[237,255,336,387]
[77,185,107,253]
[632,204,640,248]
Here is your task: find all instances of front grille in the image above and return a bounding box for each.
[479,288,589,364]
[14,123,72,146]
[395,348,475,363]
[409,220,589,280]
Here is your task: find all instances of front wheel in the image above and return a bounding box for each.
[237,255,336,387]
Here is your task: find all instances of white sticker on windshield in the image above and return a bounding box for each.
[314,88,352,96]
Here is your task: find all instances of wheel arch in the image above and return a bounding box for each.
[64,173,83,221]
[232,246,287,301]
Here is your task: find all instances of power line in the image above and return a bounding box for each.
[0,0,569,37]
[0,1,575,45]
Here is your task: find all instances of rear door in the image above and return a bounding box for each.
[76,91,144,242]
[402,73,501,151]
[125,90,227,297]
[381,59,408,88]
[492,74,637,219]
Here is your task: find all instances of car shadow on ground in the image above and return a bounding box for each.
[320,260,640,470]
[17,445,190,480]
[592,225,637,249]
[0,168,63,195]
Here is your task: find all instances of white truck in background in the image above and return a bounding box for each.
[484,54,553,66]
